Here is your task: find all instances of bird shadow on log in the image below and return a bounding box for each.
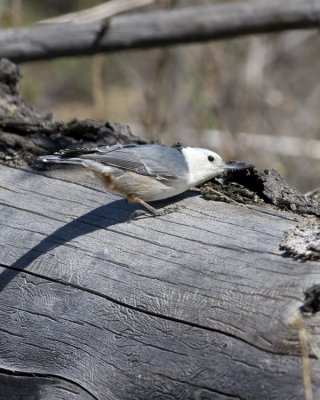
[0,191,197,292]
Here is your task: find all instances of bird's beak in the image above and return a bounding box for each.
[223,161,253,171]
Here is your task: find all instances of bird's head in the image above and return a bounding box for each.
[182,147,244,186]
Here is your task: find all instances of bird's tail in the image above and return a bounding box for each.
[38,154,84,165]
[38,154,111,175]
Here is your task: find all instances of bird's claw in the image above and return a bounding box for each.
[128,204,184,222]
[128,209,149,222]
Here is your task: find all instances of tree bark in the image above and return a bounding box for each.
[1,0,320,63]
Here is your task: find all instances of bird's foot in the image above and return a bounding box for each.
[128,204,184,222]
[128,209,149,222]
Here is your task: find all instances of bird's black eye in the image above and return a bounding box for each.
[208,155,215,162]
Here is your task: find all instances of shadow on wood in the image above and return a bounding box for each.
[0,200,130,293]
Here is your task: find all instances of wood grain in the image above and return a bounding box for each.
[0,164,320,399]
[0,372,95,400]
[1,0,320,62]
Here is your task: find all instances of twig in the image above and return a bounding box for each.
[206,187,251,209]
[288,310,313,400]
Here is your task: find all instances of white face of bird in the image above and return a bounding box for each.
[182,147,226,186]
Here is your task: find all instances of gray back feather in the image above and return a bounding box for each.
[74,144,189,180]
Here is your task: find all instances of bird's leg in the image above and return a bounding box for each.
[127,195,158,218]
[127,195,182,221]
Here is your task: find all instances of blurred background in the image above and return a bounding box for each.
[1,0,320,192]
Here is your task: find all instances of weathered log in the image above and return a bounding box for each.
[0,163,320,399]
[1,55,320,400]
[1,0,320,63]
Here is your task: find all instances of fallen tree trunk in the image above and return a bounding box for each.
[0,163,320,400]
[1,59,320,400]
[1,0,320,63]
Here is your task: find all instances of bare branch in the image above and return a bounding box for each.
[1,0,320,63]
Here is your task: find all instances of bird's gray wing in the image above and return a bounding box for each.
[54,143,131,158]
[80,144,189,180]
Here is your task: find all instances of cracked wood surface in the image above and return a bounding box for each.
[0,372,95,400]
[0,164,320,399]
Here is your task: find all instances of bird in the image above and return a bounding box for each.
[38,143,242,216]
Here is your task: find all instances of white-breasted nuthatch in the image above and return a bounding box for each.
[39,143,241,215]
